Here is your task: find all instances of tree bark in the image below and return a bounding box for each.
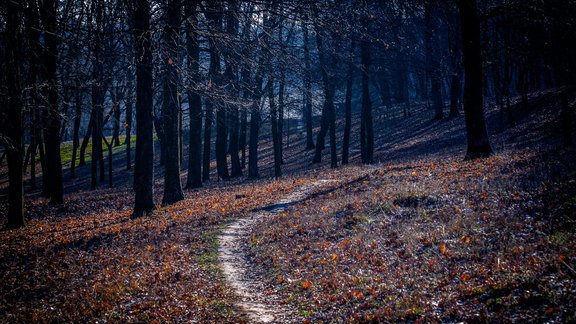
[425,2,444,120]
[70,79,82,178]
[312,21,337,168]
[269,78,282,178]
[342,42,354,165]
[202,99,213,182]
[248,65,265,179]
[161,0,184,205]
[40,0,63,204]
[302,20,315,150]
[79,116,92,167]
[5,0,25,228]
[125,71,133,170]
[459,0,493,159]
[185,0,203,188]
[131,0,155,217]
[112,89,122,147]
[360,39,374,164]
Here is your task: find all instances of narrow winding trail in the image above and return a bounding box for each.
[218,180,336,323]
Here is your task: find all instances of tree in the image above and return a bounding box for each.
[40,0,63,203]
[130,0,155,217]
[425,1,445,120]
[301,17,315,150]
[459,0,493,159]
[342,41,354,165]
[4,0,25,228]
[360,36,374,164]
[226,0,242,178]
[312,11,337,168]
[89,0,106,190]
[185,0,203,189]
[161,0,184,205]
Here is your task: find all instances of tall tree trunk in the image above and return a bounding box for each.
[25,2,41,190]
[154,115,166,166]
[112,90,122,147]
[125,71,133,170]
[248,101,261,179]
[248,64,265,179]
[5,0,25,228]
[302,20,315,150]
[449,71,461,117]
[459,0,493,159]
[70,80,82,178]
[269,78,282,178]
[312,21,337,167]
[59,89,70,142]
[278,68,285,165]
[225,0,242,178]
[102,133,113,188]
[240,107,247,169]
[161,0,184,205]
[342,42,354,165]
[360,39,374,164]
[229,105,242,177]
[40,0,63,204]
[205,9,229,182]
[90,0,105,190]
[448,8,461,118]
[90,68,105,189]
[131,0,155,217]
[426,2,444,120]
[185,0,202,188]
[202,100,213,182]
[79,116,92,167]
[29,132,37,190]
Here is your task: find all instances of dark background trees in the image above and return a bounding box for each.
[1,0,575,226]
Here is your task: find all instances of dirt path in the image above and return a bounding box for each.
[218,180,336,323]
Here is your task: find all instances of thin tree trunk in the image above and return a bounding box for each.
[112,90,122,147]
[342,42,354,165]
[360,39,374,164]
[302,20,315,150]
[41,0,63,204]
[248,101,261,179]
[70,80,82,178]
[202,100,213,182]
[79,116,92,167]
[426,2,444,120]
[312,21,337,167]
[269,78,282,177]
[449,71,461,117]
[459,0,493,159]
[205,9,229,182]
[240,107,247,169]
[102,133,113,188]
[278,68,285,165]
[225,0,242,178]
[125,71,133,170]
[248,65,265,179]
[59,89,70,142]
[5,0,25,228]
[131,0,155,217]
[161,0,184,205]
[185,0,202,188]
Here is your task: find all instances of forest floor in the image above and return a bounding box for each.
[0,89,575,322]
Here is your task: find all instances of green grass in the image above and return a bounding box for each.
[59,135,136,167]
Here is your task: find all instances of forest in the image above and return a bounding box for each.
[0,0,575,322]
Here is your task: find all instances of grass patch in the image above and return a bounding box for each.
[59,135,136,167]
